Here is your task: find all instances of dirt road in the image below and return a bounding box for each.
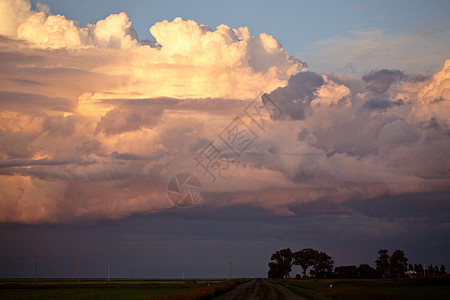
[211,279,306,300]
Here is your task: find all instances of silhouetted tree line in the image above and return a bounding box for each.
[268,248,334,279]
[334,264,378,279]
[375,249,446,278]
[425,264,447,275]
[405,263,447,276]
[268,248,447,279]
[375,249,408,278]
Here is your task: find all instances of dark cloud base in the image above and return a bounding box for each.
[1,191,448,278]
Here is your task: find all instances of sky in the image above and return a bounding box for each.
[0,0,449,278]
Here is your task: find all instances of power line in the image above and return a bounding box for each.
[34,255,37,285]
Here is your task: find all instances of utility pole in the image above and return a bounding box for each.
[78,261,80,282]
[229,262,232,280]
[34,255,37,285]
[130,267,132,280]
[182,270,184,280]
[108,264,110,282]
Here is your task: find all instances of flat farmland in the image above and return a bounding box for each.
[275,277,450,300]
[0,278,228,300]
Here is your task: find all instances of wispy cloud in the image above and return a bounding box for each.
[298,28,450,75]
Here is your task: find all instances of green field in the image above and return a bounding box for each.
[275,277,450,300]
[0,278,228,300]
[3,277,449,299]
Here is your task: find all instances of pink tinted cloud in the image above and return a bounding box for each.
[0,0,449,224]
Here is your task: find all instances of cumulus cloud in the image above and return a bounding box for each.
[0,0,32,37]
[0,0,449,223]
[411,59,450,124]
[0,0,138,49]
[16,11,139,49]
[263,71,324,120]
[362,69,405,95]
[2,0,304,99]
[363,98,404,110]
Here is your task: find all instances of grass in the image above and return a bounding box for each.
[156,278,251,300]
[7,277,447,299]
[273,277,450,300]
[0,278,235,300]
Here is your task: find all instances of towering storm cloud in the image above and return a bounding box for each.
[0,0,449,224]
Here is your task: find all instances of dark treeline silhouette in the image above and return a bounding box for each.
[335,264,378,279]
[404,263,446,276]
[374,249,447,278]
[268,248,333,279]
[268,248,447,279]
[375,249,408,278]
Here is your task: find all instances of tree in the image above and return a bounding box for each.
[375,249,390,278]
[413,263,423,274]
[427,264,434,273]
[311,251,334,279]
[334,264,378,279]
[357,264,378,279]
[293,248,317,278]
[439,264,446,275]
[335,265,358,279]
[389,250,408,278]
[433,265,439,274]
[268,248,293,279]
[268,262,285,279]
